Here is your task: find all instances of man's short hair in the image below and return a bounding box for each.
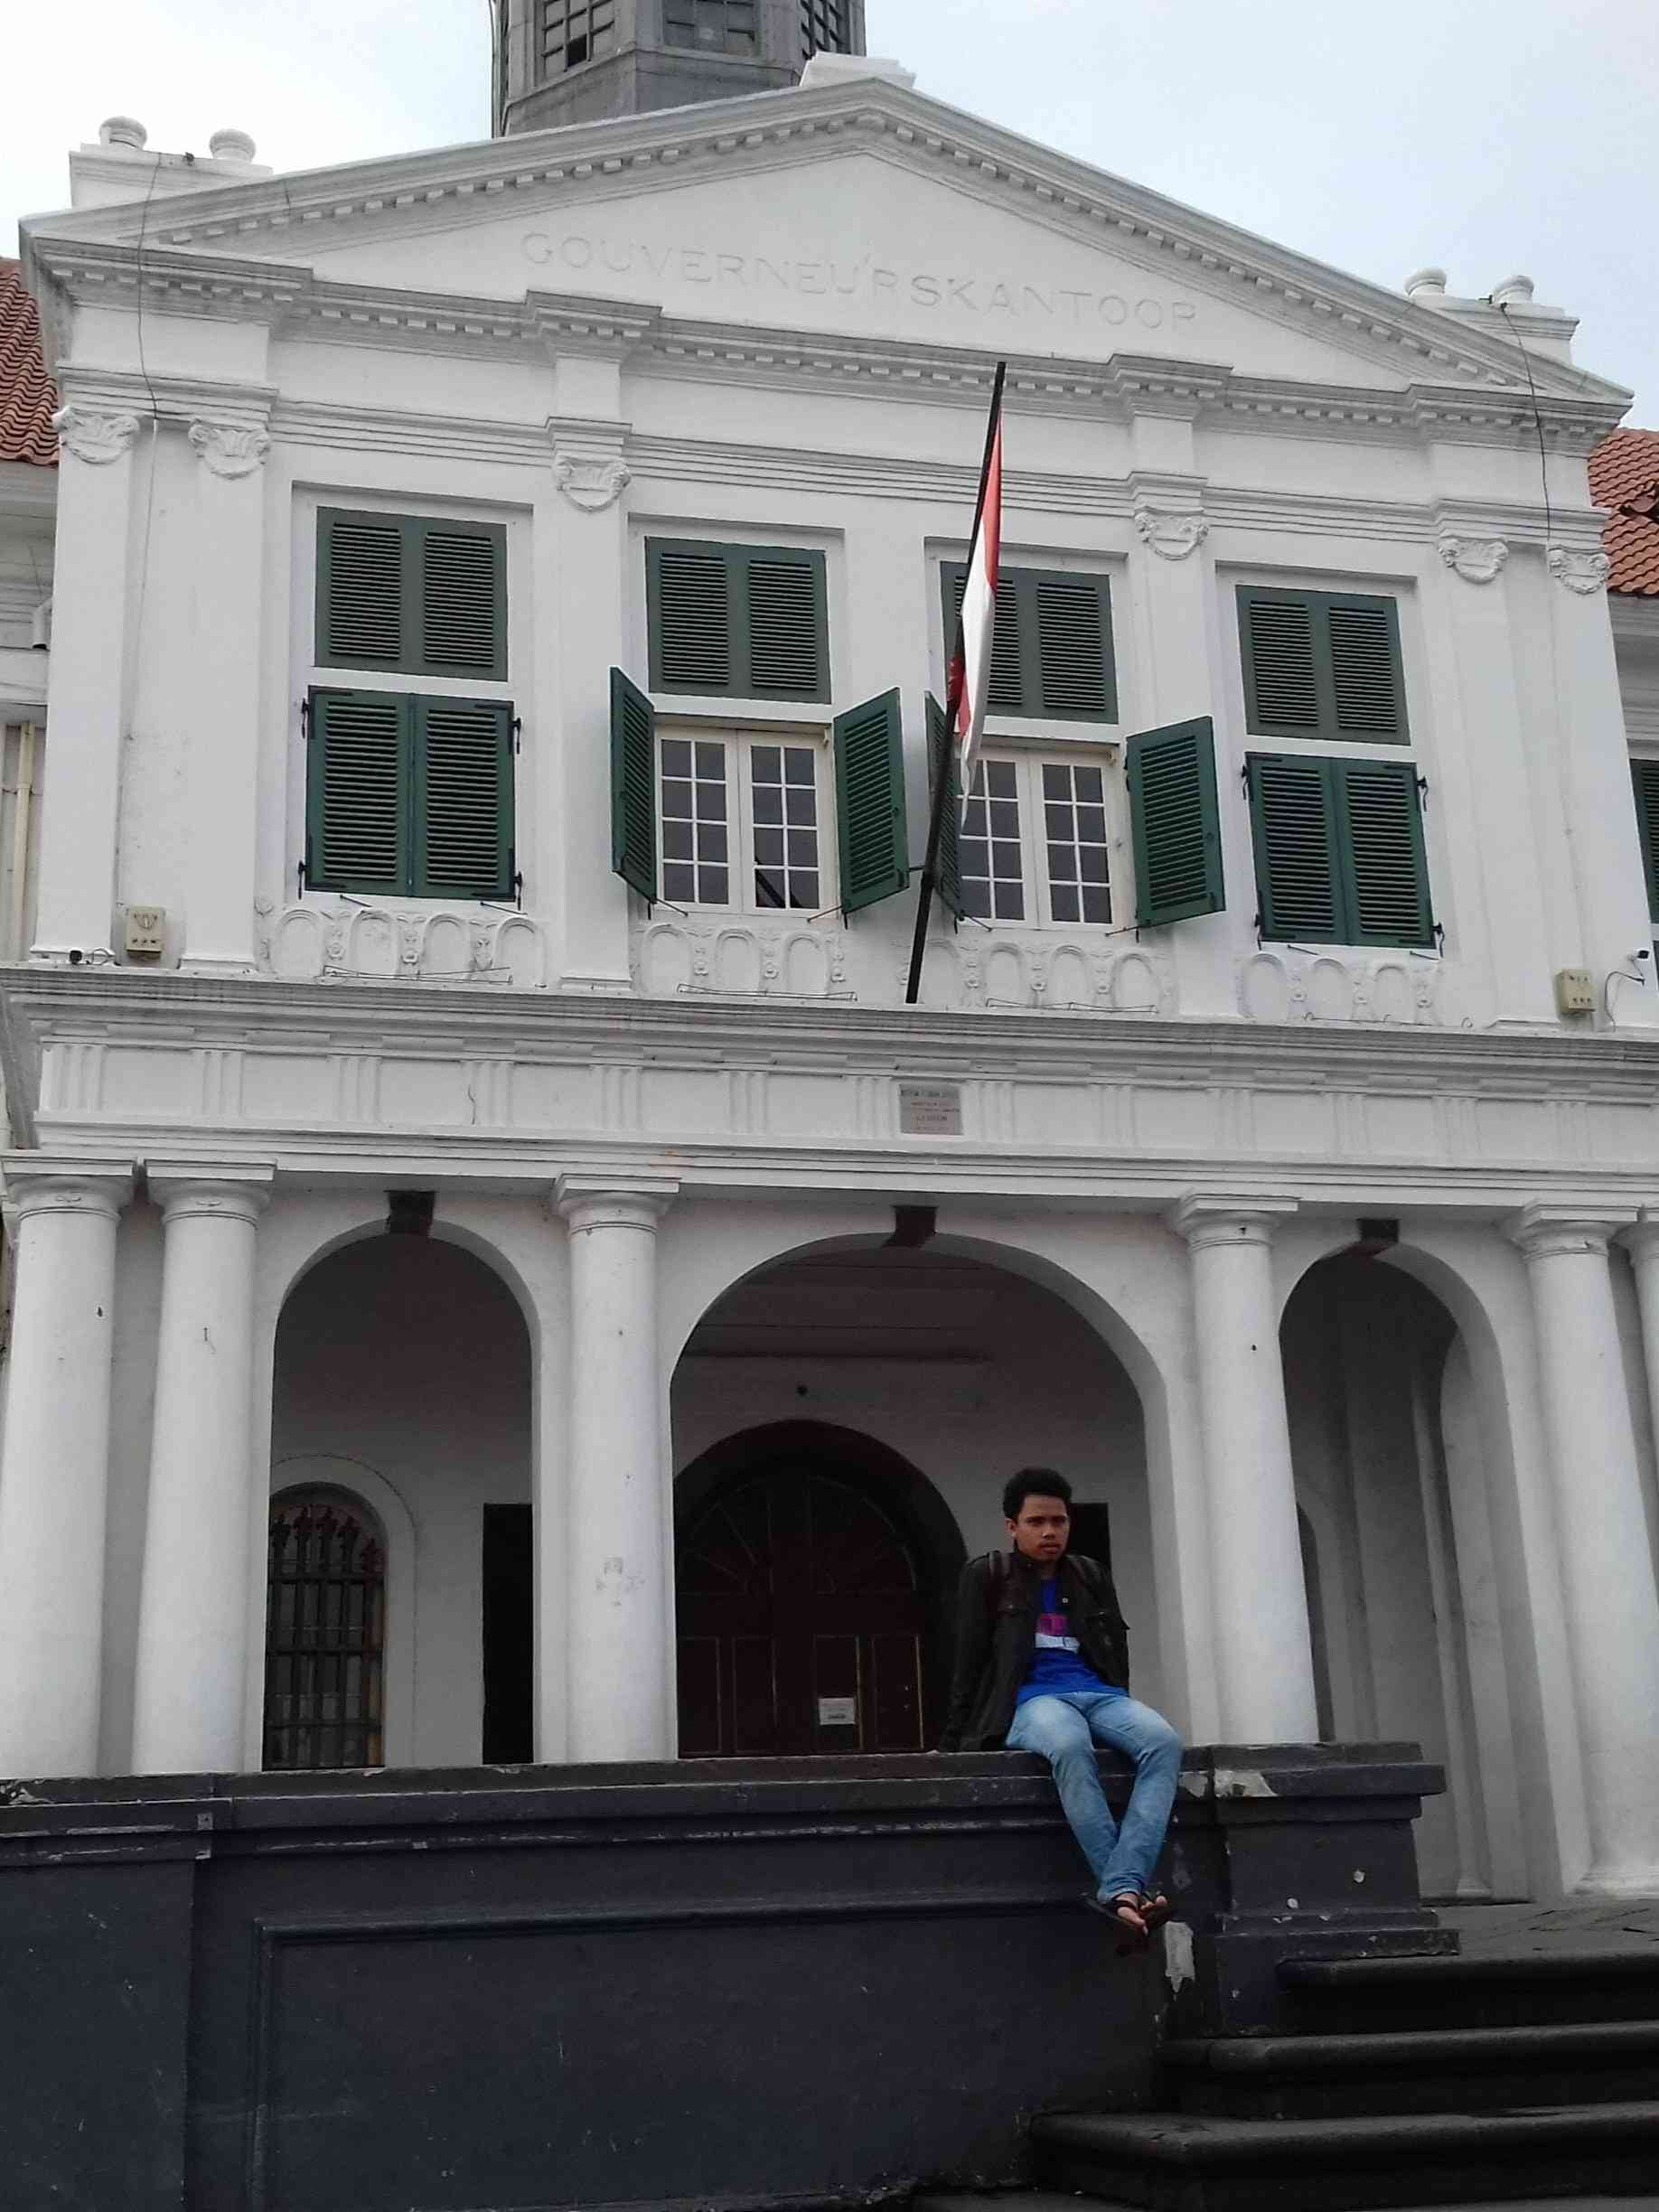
[1002,1467,1073,1520]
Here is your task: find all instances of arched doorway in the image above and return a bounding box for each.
[270,1233,531,1769]
[1280,1249,1526,1898]
[675,1422,964,1757]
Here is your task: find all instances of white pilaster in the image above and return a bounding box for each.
[33,407,142,961]
[1172,1193,1319,1742]
[131,1166,272,1773]
[180,414,272,971]
[0,1161,131,1775]
[1510,1205,1659,1891]
[555,1175,679,1760]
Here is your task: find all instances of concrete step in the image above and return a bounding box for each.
[1278,1949,1659,2032]
[1031,2099,1659,2211]
[1159,2018,1659,2119]
[917,2198,1659,2212]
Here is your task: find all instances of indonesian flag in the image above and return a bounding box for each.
[951,370,1005,792]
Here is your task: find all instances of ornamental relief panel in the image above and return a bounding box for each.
[1237,949,1444,1026]
[635,918,851,1001]
[256,901,548,989]
[52,406,141,464]
[1547,546,1612,595]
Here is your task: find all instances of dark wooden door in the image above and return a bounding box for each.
[676,1469,927,1757]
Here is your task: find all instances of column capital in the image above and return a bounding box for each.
[1169,1192,1298,1250]
[1620,1210,1659,1262]
[187,417,271,480]
[1505,1202,1636,1261]
[555,1174,679,1233]
[1,1156,133,1223]
[147,1161,275,1226]
[52,404,140,465]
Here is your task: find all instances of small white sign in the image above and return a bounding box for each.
[817,1696,858,1728]
[899,1082,962,1137]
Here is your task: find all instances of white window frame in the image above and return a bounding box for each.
[959,746,1122,931]
[656,718,838,917]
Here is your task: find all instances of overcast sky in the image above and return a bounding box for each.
[5,0,1655,418]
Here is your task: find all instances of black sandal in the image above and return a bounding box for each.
[1138,1889,1173,1933]
[1084,1890,1149,1954]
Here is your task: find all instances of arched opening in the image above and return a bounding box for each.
[270,1234,532,1769]
[265,1488,387,1770]
[671,1241,1152,1756]
[1281,1249,1523,1898]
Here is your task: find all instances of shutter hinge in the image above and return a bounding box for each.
[513,866,523,910]
[1416,773,1429,811]
[1433,921,1446,954]
[300,698,312,740]
[511,716,522,755]
[1239,764,1251,796]
[297,858,308,896]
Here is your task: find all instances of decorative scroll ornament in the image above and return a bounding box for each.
[188,418,271,479]
[1132,504,1209,561]
[52,406,141,464]
[1437,535,1508,585]
[1547,546,1611,595]
[552,450,632,512]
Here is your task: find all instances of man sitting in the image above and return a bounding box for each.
[939,1467,1183,1943]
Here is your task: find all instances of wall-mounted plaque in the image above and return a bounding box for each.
[898,1082,962,1137]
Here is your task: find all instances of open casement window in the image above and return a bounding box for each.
[942,565,1117,723]
[1238,586,1408,745]
[947,747,1115,927]
[1631,757,1659,923]
[833,688,909,915]
[1125,716,1225,928]
[1247,752,1434,949]
[651,723,834,914]
[647,539,830,703]
[305,689,516,901]
[317,510,507,680]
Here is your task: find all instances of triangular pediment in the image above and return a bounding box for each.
[22,74,1627,405]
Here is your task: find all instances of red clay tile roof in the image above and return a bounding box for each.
[0,260,57,467]
[1591,427,1659,597]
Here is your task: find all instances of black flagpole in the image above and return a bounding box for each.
[905,361,1006,1007]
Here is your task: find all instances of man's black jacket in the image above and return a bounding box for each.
[939,1547,1130,1752]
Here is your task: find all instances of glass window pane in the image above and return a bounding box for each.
[661,778,693,818]
[755,826,783,865]
[1051,884,1080,923]
[663,820,693,861]
[787,830,814,866]
[794,872,819,909]
[753,783,783,824]
[752,745,782,783]
[1074,767,1104,802]
[1042,763,1067,798]
[661,739,691,776]
[785,786,814,825]
[1082,885,1111,923]
[697,822,727,861]
[784,747,814,785]
[1038,755,1111,928]
[1078,805,1106,844]
[989,800,1019,839]
[987,761,1018,798]
[703,866,728,903]
[695,742,725,779]
[1048,843,1076,881]
[664,862,695,901]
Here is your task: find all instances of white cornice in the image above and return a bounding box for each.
[20,78,1627,412]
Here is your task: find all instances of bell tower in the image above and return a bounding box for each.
[494,0,867,136]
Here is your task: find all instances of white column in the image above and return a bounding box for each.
[1510,1205,1659,1892]
[0,1162,130,1775]
[555,1175,678,1761]
[131,1167,272,1773]
[33,406,142,961]
[1172,1193,1319,1742]
[181,417,271,971]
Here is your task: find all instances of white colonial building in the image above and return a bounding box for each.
[2,5,1659,1907]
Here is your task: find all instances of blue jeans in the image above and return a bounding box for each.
[1006,1692,1183,1902]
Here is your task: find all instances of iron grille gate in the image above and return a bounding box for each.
[264,1495,386,1769]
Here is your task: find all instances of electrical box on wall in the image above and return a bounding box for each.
[124,905,165,960]
[1553,967,1596,1016]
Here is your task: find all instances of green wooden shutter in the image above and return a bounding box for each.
[649,541,732,693]
[305,688,409,894]
[1327,594,1407,742]
[1239,589,1322,736]
[610,668,658,903]
[1334,758,1432,946]
[1247,754,1341,940]
[1240,586,1407,743]
[649,541,829,700]
[419,522,507,680]
[927,692,962,919]
[1632,758,1659,922]
[318,511,408,670]
[1033,572,1116,720]
[745,548,830,700]
[834,688,909,914]
[411,697,515,899]
[1126,716,1224,926]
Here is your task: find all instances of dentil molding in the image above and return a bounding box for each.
[1437,534,1508,585]
[188,418,272,479]
[551,449,632,512]
[52,406,141,465]
[1548,546,1611,595]
[1133,503,1209,560]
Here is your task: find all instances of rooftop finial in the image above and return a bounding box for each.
[98,116,148,150]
